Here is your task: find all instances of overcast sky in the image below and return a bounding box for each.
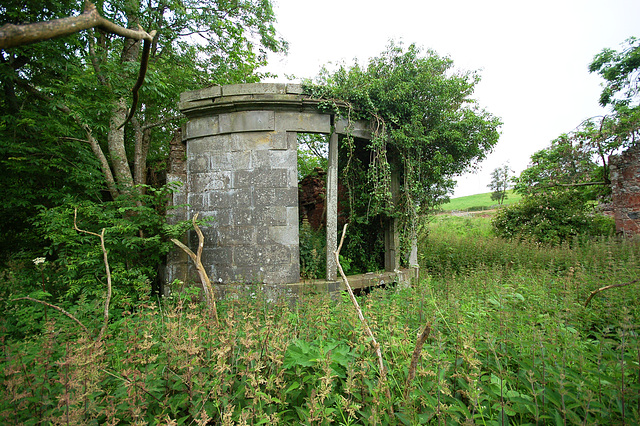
[260,0,640,197]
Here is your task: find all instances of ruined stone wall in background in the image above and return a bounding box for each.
[610,144,640,235]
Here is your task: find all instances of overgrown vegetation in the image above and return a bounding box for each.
[304,42,501,270]
[2,215,639,424]
[492,189,615,245]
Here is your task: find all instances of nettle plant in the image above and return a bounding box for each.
[303,42,501,268]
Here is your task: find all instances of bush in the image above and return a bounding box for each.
[0,184,192,339]
[491,190,615,245]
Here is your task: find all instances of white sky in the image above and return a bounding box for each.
[261,0,640,197]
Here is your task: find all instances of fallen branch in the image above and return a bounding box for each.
[11,296,89,335]
[74,209,112,342]
[404,322,431,400]
[334,224,391,406]
[171,213,219,325]
[584,279,639,307]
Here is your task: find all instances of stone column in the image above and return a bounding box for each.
[325,127,338,281]
[384,169,400,272]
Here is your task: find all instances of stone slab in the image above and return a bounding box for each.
[219,111,275,134]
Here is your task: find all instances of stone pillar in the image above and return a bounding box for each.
[325,127,338,281]
[384,170,400,272]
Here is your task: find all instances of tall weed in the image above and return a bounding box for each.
[1,214,639,424]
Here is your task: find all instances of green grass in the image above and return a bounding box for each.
[3,215,640,424]
[439,189,522,212]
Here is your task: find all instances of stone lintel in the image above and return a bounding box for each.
[335,118,372,139]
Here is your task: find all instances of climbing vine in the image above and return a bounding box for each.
[303,42,502,267]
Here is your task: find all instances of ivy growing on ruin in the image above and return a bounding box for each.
[303,42,502,266]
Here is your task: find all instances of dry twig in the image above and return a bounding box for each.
[334,224,392,406]
[74,209,112,342]
[584,279,639,307]
[404,322,431,400]
[12,296,89,334]
[171,213,219,325]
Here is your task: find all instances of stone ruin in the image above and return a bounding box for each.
[165,83,415,297]
[610,143,640,235]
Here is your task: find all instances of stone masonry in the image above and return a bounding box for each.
[166,83,377,286]
[610,143,640,235]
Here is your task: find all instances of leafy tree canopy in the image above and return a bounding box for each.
[0,0,286,266]
[574,36,640,182]
[488,164,512,205]
[304,42,502,220]
[513,134,603,197]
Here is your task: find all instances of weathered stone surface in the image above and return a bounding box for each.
[219,111,275,134]
[180,85,221,103]
[275,111,330,133]
[610,144,640,235]
[188,171,232,192]
[185,116,219,140]
[168,83,379,286]
[222,83,288,96]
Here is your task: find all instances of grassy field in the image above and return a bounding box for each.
[2,214,639,424]
[439,189,522,212]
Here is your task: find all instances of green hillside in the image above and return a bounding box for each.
[439,190,522,212]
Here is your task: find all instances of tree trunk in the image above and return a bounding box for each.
[132,117,151,188]
[107,97,135,191]
[106,23,141,193]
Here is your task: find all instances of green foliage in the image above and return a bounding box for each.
[0,184,192,339]
[589,36,640,109]
[3,223,640,424]
[304,41,501,267]
[307,42,502,212]
[297,133,328,180]
[488,163,512,205]
[491,190,615,245]
[299,219,326,279]
[514,134,605,198]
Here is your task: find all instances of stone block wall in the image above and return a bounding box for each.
[610,143,640,235]
[167,83,375,287]
[184,113,307,284]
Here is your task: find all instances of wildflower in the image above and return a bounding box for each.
[33,257,46,266]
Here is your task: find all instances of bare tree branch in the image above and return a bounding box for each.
[0,2,154,49]
[74,208,112,342]
[404,322,431,400]
[584,279,639,307]
[118,35,152,129]
[335,223,392,409]
[171,213,219,325]
[11,296,89,334]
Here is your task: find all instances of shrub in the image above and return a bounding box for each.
[491,190,615,245]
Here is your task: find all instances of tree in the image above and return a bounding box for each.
[0,0,286,261]
[577,36,640,184]
[492,37,640,245]
[492,189,614,245]
[488,164,511,205]
[304,42,501,268]
[513,134,602,196]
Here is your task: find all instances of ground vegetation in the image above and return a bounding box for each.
[2,215,639,424]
